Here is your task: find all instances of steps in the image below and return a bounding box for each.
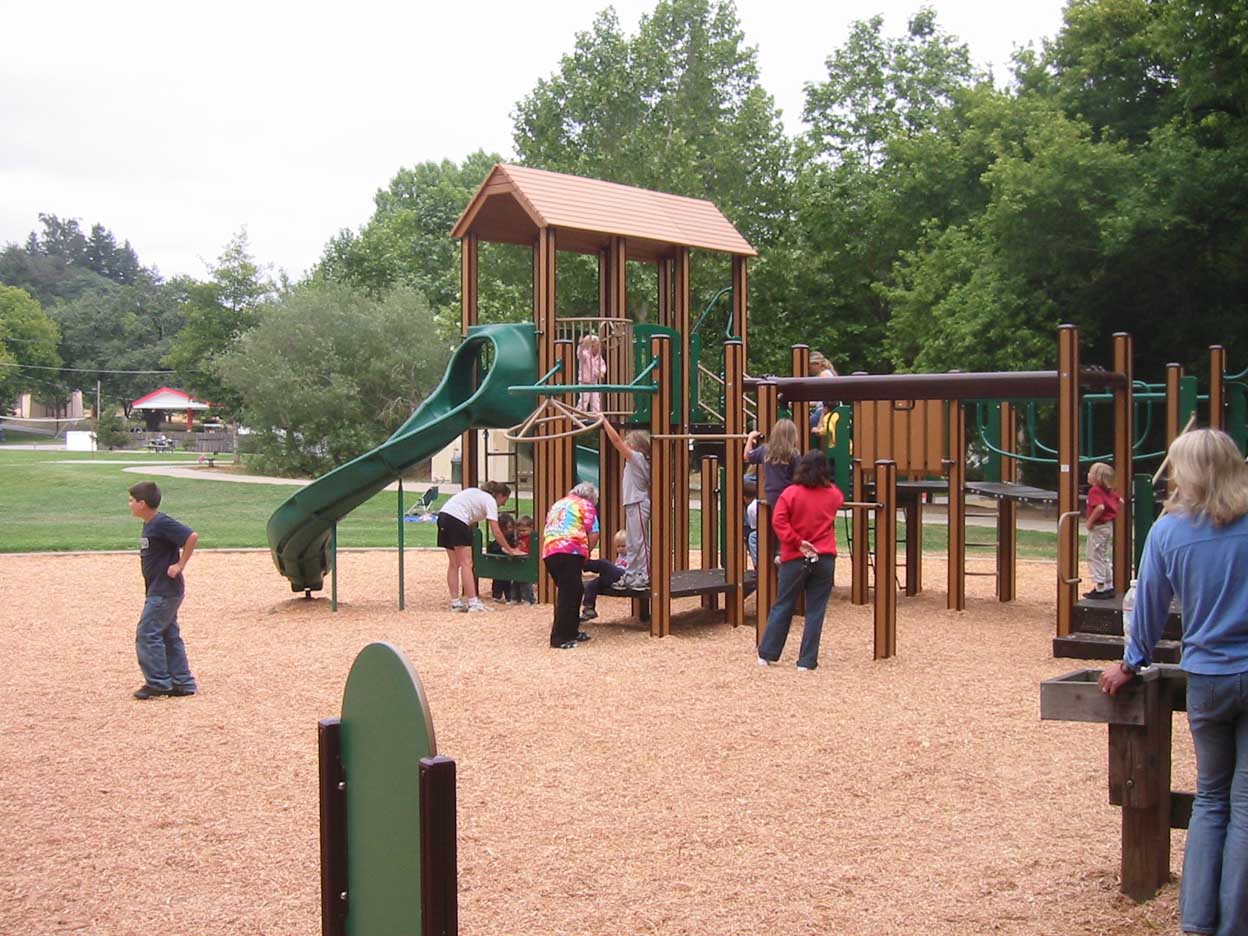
[1053,596,1183,662]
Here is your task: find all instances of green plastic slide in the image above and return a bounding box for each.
[267,323,539,592]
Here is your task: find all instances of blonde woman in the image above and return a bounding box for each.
[437,481,522,612]
[1099,429,1248,936]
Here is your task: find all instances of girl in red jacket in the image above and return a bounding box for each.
[756,450,844,671]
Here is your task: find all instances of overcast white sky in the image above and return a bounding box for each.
[1,0,1068,283]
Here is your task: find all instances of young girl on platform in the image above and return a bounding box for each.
[1084,462,1121,599]
[577,333,607,414]
[601,419,651,589]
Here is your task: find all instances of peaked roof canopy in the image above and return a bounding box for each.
[131,387,211,410]
[451,164,756,262]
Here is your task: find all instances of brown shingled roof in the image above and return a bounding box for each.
[450,164,756,261]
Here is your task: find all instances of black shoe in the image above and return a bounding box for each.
[170,686,197,697]
[579,607,598,622]
[575,631,592,642]
[1086,589,1116,600]
[133,685,172,700]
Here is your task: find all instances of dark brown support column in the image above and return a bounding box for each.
[673,247,692,571]
[723,340,747,629]
[418,755,458,936]
[657,257,674,327]
[1057,324,1080,637]
[1108,676,1174,901]
[598,240,627,552]
[903,489,921,597]
[946,401,966,612]
[1165,363,1183,446]
[554,340,576,517]
[731,256,748,357]
[534,228,558,604]
[1209,345,1227,431]
[755,382,779,644]
[460,233,480,490]
[700,455,720,613]
[790,345,811,452]
[318,718,348,936]
[650,334,673,637]
[873,460,898,660]
[997,402,1017,602]
[851,457,869,606]
[1113,334,1135,591]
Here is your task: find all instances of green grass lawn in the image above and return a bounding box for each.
[0,447,1065,559]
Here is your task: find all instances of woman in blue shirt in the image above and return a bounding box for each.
[1099,429,1248,936]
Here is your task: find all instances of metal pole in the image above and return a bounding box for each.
[398,478,405,611]
[331,523,338,613]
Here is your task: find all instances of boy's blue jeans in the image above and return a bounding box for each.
[757,555,835,669]
[135,594,196,692]
[1181,671,1248,936]
[582,559,624,609]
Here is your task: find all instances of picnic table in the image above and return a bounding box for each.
[146,438,176,453]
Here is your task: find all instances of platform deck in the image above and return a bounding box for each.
[599,568,757,600]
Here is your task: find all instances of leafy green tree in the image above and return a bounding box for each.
[214,283,453,477]
[0,285,62,410]
[164,230,275,415]
[319,151,530,335]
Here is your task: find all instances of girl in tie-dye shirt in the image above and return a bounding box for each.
[541,483,601,649]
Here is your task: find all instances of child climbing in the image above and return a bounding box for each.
[601,419,651,590]
[511,515,537,604]
[580,529,629,621]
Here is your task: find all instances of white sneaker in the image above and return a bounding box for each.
[465,599,491,612]
[757,656,773,667]
[450,598,467,612]
[796,665,814,672]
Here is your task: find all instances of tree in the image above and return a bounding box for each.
[319,151,530,335]
[164,230,276,415]
[0,285,62,411]
[214,283,453,477]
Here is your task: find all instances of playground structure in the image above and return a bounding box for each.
[266,164,1247,667]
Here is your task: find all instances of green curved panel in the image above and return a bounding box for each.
[267,323,538,591]
[339,642,436,936]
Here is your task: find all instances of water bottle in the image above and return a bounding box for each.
[1121,579,1138,646]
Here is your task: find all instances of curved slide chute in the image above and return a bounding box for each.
[267,323,538,592]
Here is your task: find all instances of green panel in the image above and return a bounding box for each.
[1133,473,1153,573]
[630,324,683,424]
[982,402,1002,483]
[339,642,437,936]
[472,526,538,584]
[1180,375,1198,429]
[1228,385,1248,455]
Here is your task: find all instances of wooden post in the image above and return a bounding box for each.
[1057,324,1080,638]
[851,456,869,606]
[755,382,779,644]
[946,401,966,612]
[874,460,897,660]
[790,345,811,452]
[1209,345,1226,431]
[1165,363,1183,448]
[534,228,558,603]
[649,334,673,638]
[701,455,720,613]
[1108,676,1174,901]
[554,340,576,517]
[902,487,922,597]
[997,402,1017,602]
[1113,334,1135,590]
[318,718,348,936]
[731,256,748,355]
[673,247,692,572]
[597,239,628,553]
[419,756,459,936]
[460,233,480,491]
[723,340,747,629]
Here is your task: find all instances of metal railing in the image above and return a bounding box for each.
[554,317,636,417]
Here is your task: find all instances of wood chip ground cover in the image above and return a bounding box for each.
[0,551,1188,935]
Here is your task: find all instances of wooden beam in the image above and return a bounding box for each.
[1209,345,1226,431]
[701,455,720,613]
[946,401,966,612]
[1113,334,1134,593]
[851,456,869,606]
[674,247,691,572]
[723,340,747,629]
[997,402,1017,602]
[1057,325,1080,637]
[461,234,480,490]
[650,334,673,637]
[790,345,811,452]
[755,382,779,645]
[873,460,897,659]
[534,228,558,604]
[731,256,748,359]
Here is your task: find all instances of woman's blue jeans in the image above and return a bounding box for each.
[135,594,196,692]
[757,555,835,669]
[1180,671,1248,936]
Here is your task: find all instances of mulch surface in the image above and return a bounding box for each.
[0,550,1189,935]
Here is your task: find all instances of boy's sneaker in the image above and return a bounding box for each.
[170,685,197,697]
[796,665,815,673]
[756,656,773,667]
[579,607,598,621]
[465,599,491,612]
[450,598,467,612]
[133,684,172,700]
[1083,588,1115,600]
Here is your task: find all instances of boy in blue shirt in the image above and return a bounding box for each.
[128,481,199,700]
